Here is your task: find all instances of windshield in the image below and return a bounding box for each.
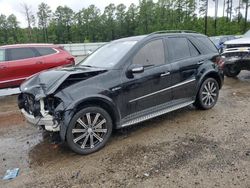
[244,30,250,37]
[79,41,137,68]
[210,37,220,45]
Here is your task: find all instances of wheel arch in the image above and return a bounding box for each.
[60,95,121,141]
[198,70,223,90]
[74,97,121,127]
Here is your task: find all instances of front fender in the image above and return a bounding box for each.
[65,94,116,110]
[58,94,120,141]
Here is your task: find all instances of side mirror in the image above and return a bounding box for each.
[126,65,144,78]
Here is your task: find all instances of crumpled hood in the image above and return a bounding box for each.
[20,66,107,99]
[225,37,250,45]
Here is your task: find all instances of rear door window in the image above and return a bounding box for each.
[168,37,201,61]
[132,39,165,66]
[0,49,5,62]
[7,48,37,61]
[36,47,57,56]
[167,37,191,61]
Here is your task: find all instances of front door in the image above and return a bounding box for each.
[120,38,173,119]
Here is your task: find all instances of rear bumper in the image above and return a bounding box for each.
[21,109,60,132]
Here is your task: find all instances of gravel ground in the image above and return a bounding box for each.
[0,72,250,188]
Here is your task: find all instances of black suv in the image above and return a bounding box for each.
[18,31,224,154]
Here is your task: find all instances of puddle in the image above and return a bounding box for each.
[28,135,75,168]
[0,128,43,177]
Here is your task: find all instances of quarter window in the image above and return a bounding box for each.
[132,39,165,66]
[36,47,56,56]
[7,48,37,61]
[188,41,200,57]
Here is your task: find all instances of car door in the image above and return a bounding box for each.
[166,36,203,104]
[6,47,45,81]
[0,49,10,87]
[35,47,61,68]
[119,38,173,119]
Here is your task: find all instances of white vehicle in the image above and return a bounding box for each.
[222,30,250,77]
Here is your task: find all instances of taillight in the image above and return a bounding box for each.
[213,56,225,68]
[66,57,75,65]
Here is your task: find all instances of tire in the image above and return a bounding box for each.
[66,106,113,155]
[224,64,241,77]
[194,78,219,110]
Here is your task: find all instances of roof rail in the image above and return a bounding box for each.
[148,30,199,36]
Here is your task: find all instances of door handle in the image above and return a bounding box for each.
[160,71,171,77]
[36,61,43,64]
[197,60,204,65]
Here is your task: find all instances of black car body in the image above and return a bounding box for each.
[18,31,224,154]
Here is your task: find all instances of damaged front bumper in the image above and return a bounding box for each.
[18,95,61,132]
[21,109,60,132]
[222,47,250,68]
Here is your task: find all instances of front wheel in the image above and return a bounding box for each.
[224,64,241,77]
[194,78,219,110]
[66,106,113,155]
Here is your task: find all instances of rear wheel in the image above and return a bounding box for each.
[66,106,112,155]
[194,78,219,110]
[224,64,241,77]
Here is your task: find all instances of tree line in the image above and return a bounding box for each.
[0,0,250,45]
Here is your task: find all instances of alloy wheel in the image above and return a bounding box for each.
[201,80,218,107]
[72,112,108,149]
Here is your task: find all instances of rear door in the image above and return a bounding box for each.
[36,46,74,68]
[166,36,203,103]
[35,47,61,68]
[6,47,44,81]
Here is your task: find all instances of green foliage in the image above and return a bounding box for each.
[37,2,52,42]
[0,0,250,45]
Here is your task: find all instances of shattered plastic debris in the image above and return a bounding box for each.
[2,168,19,180]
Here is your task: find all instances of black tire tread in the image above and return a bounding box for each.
[224,65,241,77]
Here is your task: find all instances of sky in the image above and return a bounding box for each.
[0,0,245,28]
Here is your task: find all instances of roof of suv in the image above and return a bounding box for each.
[114,31,205,43]
[0,43,59,49]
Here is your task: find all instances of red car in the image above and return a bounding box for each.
[0,44,75,89]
